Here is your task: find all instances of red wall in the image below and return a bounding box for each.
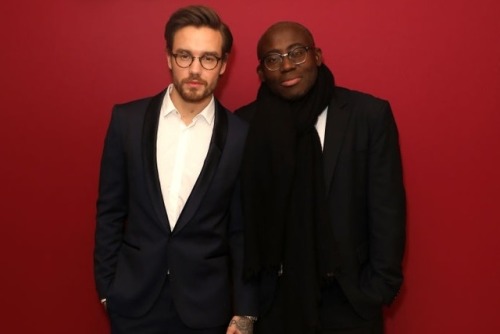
[1,0,499,333]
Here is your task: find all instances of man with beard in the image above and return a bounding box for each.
[237,22,406,334]
[94,5,257,334]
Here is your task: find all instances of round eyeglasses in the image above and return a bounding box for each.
[260,46,313,71]
[171,53,222,70]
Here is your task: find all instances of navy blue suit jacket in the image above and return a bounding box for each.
[94,90,257,328]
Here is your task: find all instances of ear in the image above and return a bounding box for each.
[257,64,265,82]
[219,54,228,76]
[166,52,173,70]
[313,47,323,66]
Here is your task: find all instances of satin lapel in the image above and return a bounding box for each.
[323,91,350,195]
[142,90,170,233]
[172,100,227,234]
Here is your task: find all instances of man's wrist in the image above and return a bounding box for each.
[229,315,256,330]
[241,315,257,322]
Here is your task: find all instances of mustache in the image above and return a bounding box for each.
[182,75,207,85]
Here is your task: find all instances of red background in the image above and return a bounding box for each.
[1,0,499,333]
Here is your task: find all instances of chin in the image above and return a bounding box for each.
[182,89,209,103]
[282,90,307,101]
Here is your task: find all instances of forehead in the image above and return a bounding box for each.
[172,26,223,54]
[258,24,312,55]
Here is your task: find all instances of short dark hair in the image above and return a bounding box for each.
[164,5,233,57]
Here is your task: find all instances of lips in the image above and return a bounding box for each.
[183,76,206,87]
[185,80,205,86]
[281,77,301,87]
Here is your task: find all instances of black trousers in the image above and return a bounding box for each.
[108,280,227,334]
[255,280,383,334]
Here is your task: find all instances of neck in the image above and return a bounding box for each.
[170,89,212,125]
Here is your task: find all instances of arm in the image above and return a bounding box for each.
[94,107,128,302]
[361,101,406,305]
[227,179,258,333]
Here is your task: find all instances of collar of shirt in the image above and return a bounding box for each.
[160,84,215,126]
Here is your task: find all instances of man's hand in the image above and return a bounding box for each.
[226,315,254,334]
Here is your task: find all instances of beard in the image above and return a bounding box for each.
[173,75,216,103]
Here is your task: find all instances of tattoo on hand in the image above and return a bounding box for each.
[229,318,253,334]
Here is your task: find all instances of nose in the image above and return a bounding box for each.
[280,55,295,71]
[189,57,203,74]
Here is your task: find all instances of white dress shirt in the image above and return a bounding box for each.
[315,106,328,150]
[156,84,215,230]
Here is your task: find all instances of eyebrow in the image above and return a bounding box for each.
[174,49,221,57]
[264,43,307,55]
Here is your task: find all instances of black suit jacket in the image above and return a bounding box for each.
[94,90,257,328]
[236,86,406,321]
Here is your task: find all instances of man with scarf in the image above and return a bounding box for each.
[236,22,406,334]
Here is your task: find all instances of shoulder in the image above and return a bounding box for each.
[113,90,165,114]
[334,86,389,110]
[215,101,249,153]
[115,96,152,109]
[108,90,166,126]
[333,86,393,122]
[234,101,258,123]
[216,100,249,133]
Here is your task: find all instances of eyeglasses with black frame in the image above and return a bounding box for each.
[261,46,313,71]
[171,52,222,70]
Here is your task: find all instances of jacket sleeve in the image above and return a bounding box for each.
[360,101,406,305]
[228,179,259,317]
[94,106,128,299]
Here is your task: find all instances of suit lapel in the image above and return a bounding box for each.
[142,89,171,233]
[323,90,350,194]
[172,100,228,234]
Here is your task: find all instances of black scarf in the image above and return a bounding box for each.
[242,64,340,333]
